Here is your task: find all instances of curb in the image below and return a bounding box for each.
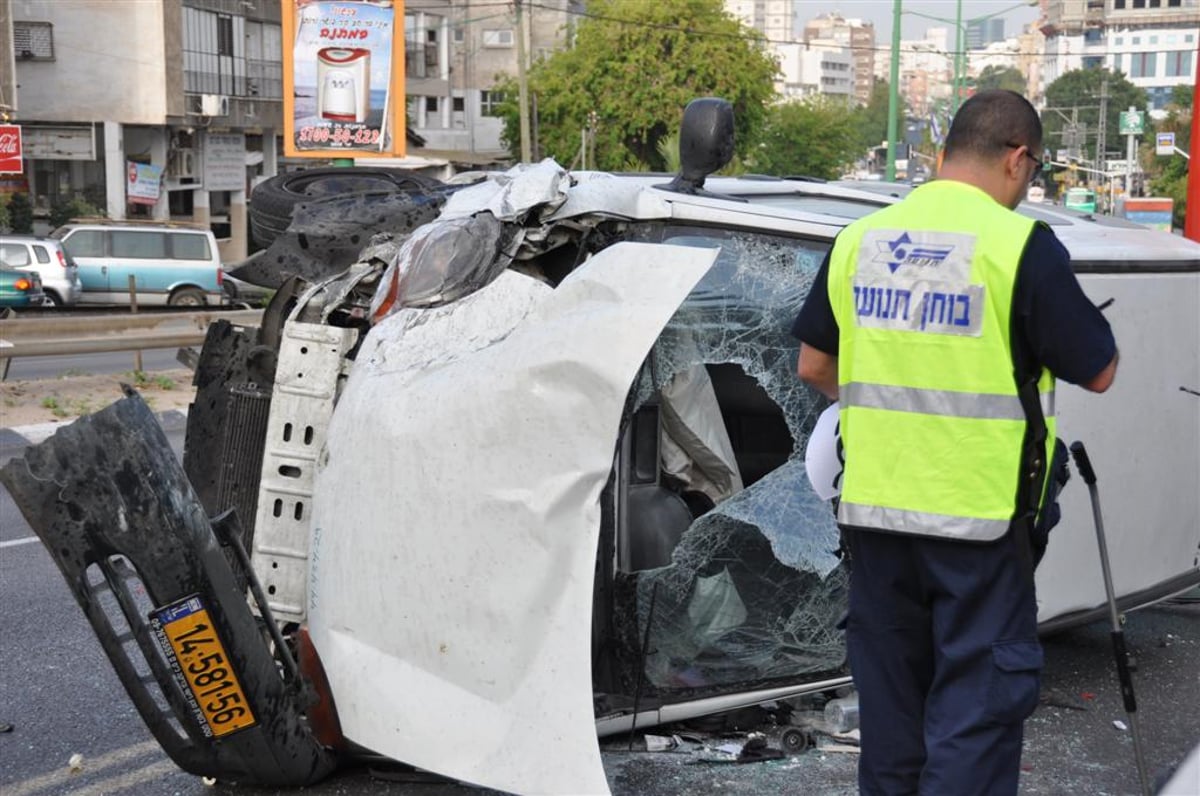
[0,408,190,457]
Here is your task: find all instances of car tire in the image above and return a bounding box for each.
[43,291,62,308]
[169,287,206,307]
[249,167,444,248]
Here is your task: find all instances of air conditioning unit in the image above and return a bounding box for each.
[169,148,197,179]
[201,94,230,117]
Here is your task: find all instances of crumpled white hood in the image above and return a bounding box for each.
[307,242,717,795]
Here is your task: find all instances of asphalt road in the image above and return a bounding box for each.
[4,348,184,381]
[1,425,1198,796]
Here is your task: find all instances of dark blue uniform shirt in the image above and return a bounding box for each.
[791,223,1116,386]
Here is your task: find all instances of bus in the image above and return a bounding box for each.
[1064,187,1097,214]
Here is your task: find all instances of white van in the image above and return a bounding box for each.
[51,220,224,306]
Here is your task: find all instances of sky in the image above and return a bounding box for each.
[811,1,1042,41]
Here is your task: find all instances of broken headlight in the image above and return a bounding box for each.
[370,211,509,321]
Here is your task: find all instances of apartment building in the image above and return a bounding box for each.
[802,13,876,105]
[966,17,1007,49]
[896,28,953,117]
[7,0,283,259]
[406,0,581,158]
[774,39,853,99]
[1041,0,1199,113]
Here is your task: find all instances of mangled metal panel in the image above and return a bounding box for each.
[617,228,847,694]
[439,158,571,222]
[306,242,718,796]
[251,322,358,624]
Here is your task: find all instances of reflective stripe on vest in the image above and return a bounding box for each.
[841,382,1055,421]
[827,180,1056,542]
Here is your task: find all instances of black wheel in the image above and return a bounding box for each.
[169,287,206,307]
[249,167,444,248]
[43,291,62,308]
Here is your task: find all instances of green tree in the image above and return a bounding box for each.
[1169,83,1193,110]
[853,79,908,156]
[1042,68,1147,164]
[496,0,777,171]
[974,65,1026,94]
[749,97,862,179]
[7,192,33,234]
[1148,95,1191,227]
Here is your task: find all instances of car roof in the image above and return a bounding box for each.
[0,234,60,243]
[538,172,1200,266]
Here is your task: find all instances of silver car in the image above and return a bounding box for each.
[0,234,83,306]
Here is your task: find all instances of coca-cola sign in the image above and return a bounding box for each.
[0,125,22,174]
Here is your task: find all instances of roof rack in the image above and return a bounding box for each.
[63,216,210,231]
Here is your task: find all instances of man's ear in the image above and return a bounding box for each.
[1005,146,1026,183]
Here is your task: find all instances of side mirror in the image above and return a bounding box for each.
[663,98,735,195]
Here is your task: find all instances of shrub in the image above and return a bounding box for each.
[8,193,33,234]
[49,197,103,229]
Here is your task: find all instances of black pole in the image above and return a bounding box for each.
[1069,441,1152,796]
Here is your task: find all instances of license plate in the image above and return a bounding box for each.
[150,595,257,738]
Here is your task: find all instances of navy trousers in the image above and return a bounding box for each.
[843,527,1042,796]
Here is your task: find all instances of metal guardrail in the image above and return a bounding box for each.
[0,309,263,359]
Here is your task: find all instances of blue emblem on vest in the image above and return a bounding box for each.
[875,232,955,273]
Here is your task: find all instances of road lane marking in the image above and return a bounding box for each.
[3,739,163,796]
[0,536,40,549]
[72,758,183,796]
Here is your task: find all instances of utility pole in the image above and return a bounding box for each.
[514,0,532,163]
[1096,78,1107,211]
[886,0,901,182]
[1125,105,1137,198]
[952,0,963,117]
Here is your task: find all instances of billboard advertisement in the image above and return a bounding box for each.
[0,125,23,174]
[282,0,406,158]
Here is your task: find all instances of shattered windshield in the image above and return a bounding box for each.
[609,225,848,697]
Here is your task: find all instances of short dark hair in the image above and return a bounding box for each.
[943,89,1042,163]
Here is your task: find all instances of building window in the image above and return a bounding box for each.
[453,27,465,43]
[13,21,54,60]
[483,29,514,48]
[216,14,235,56]
[1082,55,1103,69]
[1132,36,1141,45]
[1149,36,1158,45]
[452,96,464,112]
[425,96,439,112]
[1113,53,1124,72]
[1129,52,1157,78]
[1166,50,1193,77]
[184,7,261,97]
[1169,0,1182,6]
[480,90,506,116]
[1114,0,1125,7]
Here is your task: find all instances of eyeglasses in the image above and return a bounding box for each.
[1006,143,1044,183]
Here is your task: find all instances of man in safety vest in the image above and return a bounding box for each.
[793,90,1118,794]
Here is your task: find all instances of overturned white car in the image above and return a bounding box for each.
[3,101,1198,795]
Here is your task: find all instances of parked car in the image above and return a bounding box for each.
[4,101,1198,796]
[51,220,224,306]
[0,234,83,306]
[0,265,45,308]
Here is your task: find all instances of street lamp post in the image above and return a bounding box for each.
[887,0,901,181]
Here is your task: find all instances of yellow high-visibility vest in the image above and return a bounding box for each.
[827,180,1056,541]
